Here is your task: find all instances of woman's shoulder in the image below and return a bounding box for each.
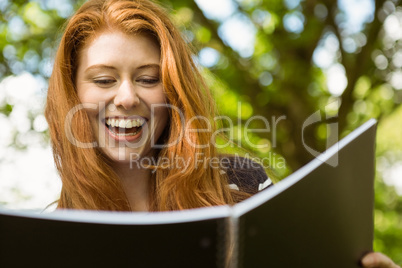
[219,155,273,194]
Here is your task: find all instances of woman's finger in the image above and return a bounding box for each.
[361,252,401,268]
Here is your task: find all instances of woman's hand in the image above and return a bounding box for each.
[361,252,401,268]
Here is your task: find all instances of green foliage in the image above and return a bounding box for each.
[374,174,402,264]
[0,103,13,116]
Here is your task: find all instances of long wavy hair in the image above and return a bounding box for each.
[45,0,250,211]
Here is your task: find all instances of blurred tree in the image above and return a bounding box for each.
[0,0,401,263]
[165,0,402,171]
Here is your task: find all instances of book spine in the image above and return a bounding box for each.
[226,215,239,268]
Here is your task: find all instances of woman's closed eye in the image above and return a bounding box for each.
[93,78,117,87]
[136,76,160,86]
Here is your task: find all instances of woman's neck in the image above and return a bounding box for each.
[112,162,152,212]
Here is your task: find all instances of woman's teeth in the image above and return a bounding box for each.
[106,118,145,128]
[105,118,145,137]
[109,128,141,136]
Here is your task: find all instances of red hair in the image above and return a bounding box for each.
[45,0,249,211]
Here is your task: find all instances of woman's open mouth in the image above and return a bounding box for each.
[104,117,147,141]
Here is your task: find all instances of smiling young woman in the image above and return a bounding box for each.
[45,0,258,212]
[76,31,168,164]
[44,0,399,267]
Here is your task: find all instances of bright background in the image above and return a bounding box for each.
[0,0,401,262]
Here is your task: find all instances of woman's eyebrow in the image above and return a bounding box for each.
[85,64,117,72]
[84,63,160,72]
[137,63,160,70]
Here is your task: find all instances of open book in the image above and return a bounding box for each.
[0,119,377,268]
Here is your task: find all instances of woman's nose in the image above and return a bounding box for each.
[113,80,140,110]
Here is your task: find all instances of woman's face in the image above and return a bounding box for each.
[75,30,168,164]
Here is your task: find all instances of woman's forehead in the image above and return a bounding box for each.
[77,30,161,71]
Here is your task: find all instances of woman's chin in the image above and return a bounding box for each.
[101,147,151,166]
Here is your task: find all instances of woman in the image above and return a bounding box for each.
[45,0,265,212]
[45,0,399,267]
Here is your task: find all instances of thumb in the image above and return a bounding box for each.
[361,252,400,268]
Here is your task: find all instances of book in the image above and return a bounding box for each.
[0,119,377,268]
